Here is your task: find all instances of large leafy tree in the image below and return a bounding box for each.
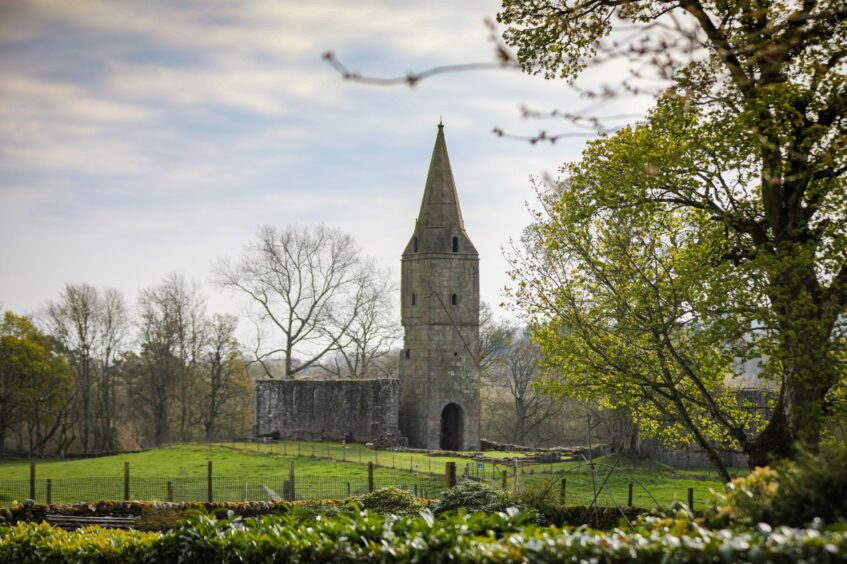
[499,0,846,453]
[511,96,792,479]
[0,311,72,455]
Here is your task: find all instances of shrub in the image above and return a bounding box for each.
[517,482,652,528]
[769,440,847,526]
[714,466,780,525]
[432,481,519,515]
[348,487,426,516]
[4,510,847,562]
[713,440,847,527]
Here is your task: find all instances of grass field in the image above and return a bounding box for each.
[0,441,732,509]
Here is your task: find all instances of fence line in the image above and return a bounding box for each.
[1,442,702,509]
[0,473,445,507]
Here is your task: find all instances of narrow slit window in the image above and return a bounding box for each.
[405,349,410,359]
[413,237,418,252]
[451,293,457,306]
[412,293,416,306]
[452,236,458,253]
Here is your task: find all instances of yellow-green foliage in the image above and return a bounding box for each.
[714,466,779,524]
[0,521,157,563]
[3,510,847,562]
[348,487,427,516]
[710,442,847,527]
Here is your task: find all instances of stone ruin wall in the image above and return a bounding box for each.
[255,379,402,443]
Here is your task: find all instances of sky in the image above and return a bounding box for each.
[0,0,651,331]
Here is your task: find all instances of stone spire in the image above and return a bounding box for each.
[417,123,465,229]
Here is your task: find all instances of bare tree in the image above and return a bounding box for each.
[44,284,129,453]
[487,331,562,444]
[200,313,248,440]
[321,262,400,378]
[96,288,128,451]
[479,301,518,372]
[45,284,98,453]
[215,225,387,379]
[128,274,205,446]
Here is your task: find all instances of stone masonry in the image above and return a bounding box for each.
[254,379,402,442]
[398,123,481,450]
[254,124,481,451]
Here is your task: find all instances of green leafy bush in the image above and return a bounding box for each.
[516,483,650,528]
[0,521,158,563]
[714,466,780,525]
[3,509,846,562]
[432,481,519,515]
[713,441,847,527]
[768,441,847,526]
[348,487,426,516]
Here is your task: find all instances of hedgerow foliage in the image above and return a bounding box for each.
[432,481,518,515]
[348,487,426,516]
[2,510,846,563]
[712,441,847,527]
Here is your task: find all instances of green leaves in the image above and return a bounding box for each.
[498,0,847,454]
[2,507,846,562]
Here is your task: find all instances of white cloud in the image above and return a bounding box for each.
[0,0,653,326]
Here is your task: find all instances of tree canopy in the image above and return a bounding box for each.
[501,0,846,459]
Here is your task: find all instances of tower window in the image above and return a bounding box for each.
[414,237,418,252]
[451,293,457,306]
[412,293,416,306]
[452,236,458,253]
[405,349,410,359]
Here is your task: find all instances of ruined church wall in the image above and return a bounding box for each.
[255,379,401,442]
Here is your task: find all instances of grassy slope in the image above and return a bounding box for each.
[0,442,730,509]
[510,455,730,509]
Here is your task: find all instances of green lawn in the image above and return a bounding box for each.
[494,455,732,510]
[0,442,731,509]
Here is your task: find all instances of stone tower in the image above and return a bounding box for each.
[399,124,481,450]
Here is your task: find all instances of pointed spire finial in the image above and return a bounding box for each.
[438,116,443,128]
[417,120,464,229]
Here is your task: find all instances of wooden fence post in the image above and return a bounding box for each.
[288,462,295,500]
[29,463,35,500]
[513,460,519,495]
[561,478,567,505]
[501,471,508,491]
[207,461,213,502]
[124,462,130,501]
[367,462,374,493]
[445,462,457,489]
[167,481,174,502]
[46,479,52,505]
[688,488,694,510]
[628,483,634,507]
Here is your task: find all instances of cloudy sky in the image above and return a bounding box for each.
[0,0,649,327]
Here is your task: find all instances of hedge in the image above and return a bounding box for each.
[2,509,846,563]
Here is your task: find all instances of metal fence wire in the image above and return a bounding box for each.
[0,474,447,507]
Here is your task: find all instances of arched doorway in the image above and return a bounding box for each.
[440,403,464,450]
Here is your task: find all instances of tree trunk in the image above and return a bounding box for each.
[770,261,838,454]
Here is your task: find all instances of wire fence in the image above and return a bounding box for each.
[0,441,707,509]
[0,473,446,507]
